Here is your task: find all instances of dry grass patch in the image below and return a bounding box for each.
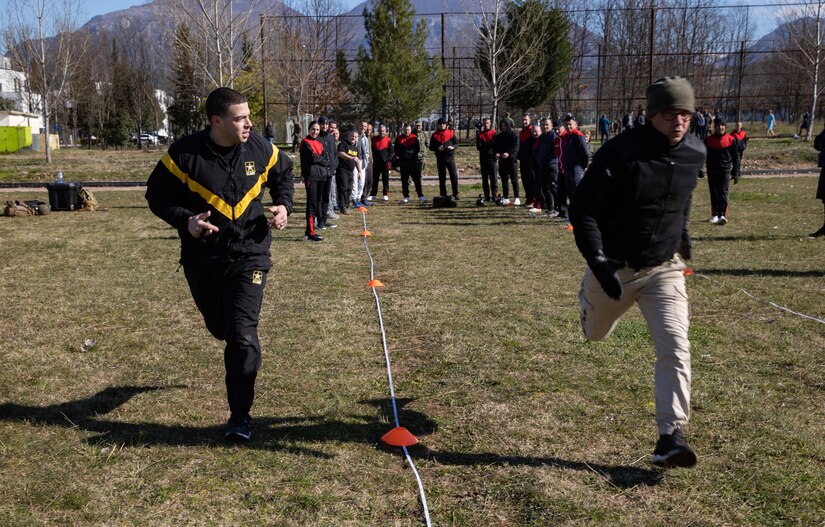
[0,177,823,525]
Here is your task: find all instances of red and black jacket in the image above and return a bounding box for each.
[429,128,458,158]
[394,133,419,161]
[299,136,328,182]
[705,133,740,175]
[730,129,748,154]
[371,135,394,166]
[517,127,534,161]
[476,128,496,160]
[145,129,294,267]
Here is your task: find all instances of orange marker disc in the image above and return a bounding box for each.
[381,426,419,447]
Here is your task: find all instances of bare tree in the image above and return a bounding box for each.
[466,0,552,124]
[776,0,825,140]
[3,0,86,164]
[264,0,354,123]
[154,0,273,89]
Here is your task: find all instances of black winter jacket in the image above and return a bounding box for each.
[493,129,519,159]
[570,123,706,269]
[145,129,294,268]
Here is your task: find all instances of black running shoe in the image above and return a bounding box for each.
[225,414,252,442]
[808,226,825,238]
[651,428,697,468]
[305,234,323,242]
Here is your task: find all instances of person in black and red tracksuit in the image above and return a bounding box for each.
[429,117,460,200]
[395,124,425,203]
[369,124,393,201]
[730,121,748,184]
[517,114,533,207]
[299,121,328,242]
[145,88,294,442]
[705,117,739,225]
[476,117,498,203]
[560,115,590,217]
[494,118,519,205]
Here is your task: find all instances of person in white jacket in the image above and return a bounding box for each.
[352,120,371,207]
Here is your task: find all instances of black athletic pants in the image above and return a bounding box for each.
[399,160,423,198]
[336,168,353,212]
[371,161,389,197]
[305,179,322,236]
[536,162,557,211]
[480,157,498,200]
[520,159,535,205]
[436,155,459,197]
[498,157,519,199]
[707,168,731,218]
[318,178,331,226]
[184,259,267,419]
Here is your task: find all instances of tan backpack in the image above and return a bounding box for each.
[3,200,36,217]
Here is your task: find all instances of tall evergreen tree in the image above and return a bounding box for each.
[167,24,203,137]
[343,0,448,124]
[504,2,571,111]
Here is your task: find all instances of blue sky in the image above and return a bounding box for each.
[82,0,774,38]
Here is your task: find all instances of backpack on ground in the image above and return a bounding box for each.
[78,186,99,211]
[3,200,36,217]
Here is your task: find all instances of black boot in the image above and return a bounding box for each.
[809,225,825,238]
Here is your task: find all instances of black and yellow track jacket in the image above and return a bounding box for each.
[145,129,294,268]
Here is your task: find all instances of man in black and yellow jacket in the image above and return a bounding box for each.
[145,88,294,442]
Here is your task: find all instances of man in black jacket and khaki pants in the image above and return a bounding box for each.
[570,76,706,468]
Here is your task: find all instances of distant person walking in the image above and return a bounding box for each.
[730,121,748,184]
[766,110,776,137]
[799,112,811,139]
[598,114,611,143]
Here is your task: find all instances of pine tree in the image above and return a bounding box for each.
[344,0,448,125]
[167,24,203,137]
[504,1,571,111]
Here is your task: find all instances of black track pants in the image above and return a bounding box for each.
[480,157,498,199]
[184,259,267,419]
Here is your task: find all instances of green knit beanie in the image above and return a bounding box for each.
[646,76,695,117]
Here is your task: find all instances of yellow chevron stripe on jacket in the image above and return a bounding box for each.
[160,145,279,220]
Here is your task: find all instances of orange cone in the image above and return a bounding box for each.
[367,279,385,287]
[360,230,372,237]
[381,426,419,447]
[358,206,368,212]
[565,224,574,231]
[684,267,694,276]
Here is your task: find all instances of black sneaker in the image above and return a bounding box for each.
[651,428,697,468]
[225,414,252,442]
[808,226,825,238]
[305,234,323,242]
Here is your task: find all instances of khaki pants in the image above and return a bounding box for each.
[578,255,691,435]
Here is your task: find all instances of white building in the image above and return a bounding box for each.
[0,56,42,127]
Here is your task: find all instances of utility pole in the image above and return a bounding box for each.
[441,12,446,118]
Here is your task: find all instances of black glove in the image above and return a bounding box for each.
[698,169,705,179]
[732,172,740,184]
[678,239,692,260]
[589,252,625,300]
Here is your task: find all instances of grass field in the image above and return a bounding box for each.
[0,169,823,525]
[0,120,820,184]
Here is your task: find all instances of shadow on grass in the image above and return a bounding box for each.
[696,268,825,278]
[0,386,661,488]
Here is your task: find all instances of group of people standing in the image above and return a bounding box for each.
[297,118,436,242]
[476,113,590,219]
